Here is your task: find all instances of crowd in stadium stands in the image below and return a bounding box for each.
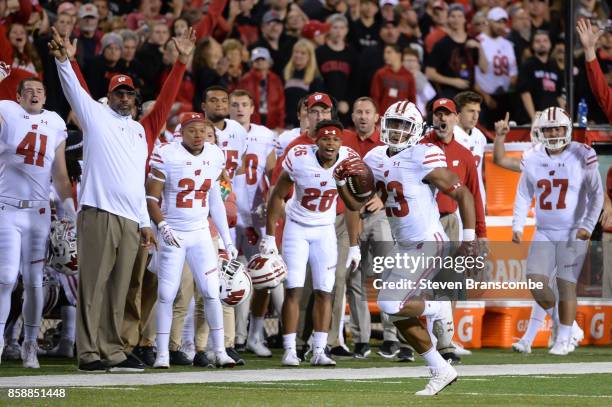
[0,0,610,129]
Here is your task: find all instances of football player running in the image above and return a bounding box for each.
[0,72,76,368]
[512,107,603,356]
[262,119,364,367]
[363,101,476,395]
[146,113,237,368]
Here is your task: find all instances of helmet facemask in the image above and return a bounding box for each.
[381,116,424,152]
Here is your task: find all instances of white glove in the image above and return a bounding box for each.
[226,243,238,260]
[0,61,11,82]
[346,246,361,273]
[259,234,278,255]
[158,221,180,247]
[61,197,77,223]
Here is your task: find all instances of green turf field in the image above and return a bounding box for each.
[1,346,611,377]
[2,374,612,406]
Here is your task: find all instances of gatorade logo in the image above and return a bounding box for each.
[458,315,473,342]
[591,312,604,340]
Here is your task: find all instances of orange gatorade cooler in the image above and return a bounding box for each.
[576,299,612,346]
[453,301,485,349]
[481,301,551,348]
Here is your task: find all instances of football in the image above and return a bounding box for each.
[346,161,375,202]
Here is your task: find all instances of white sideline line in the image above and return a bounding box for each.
[1,362,612,388]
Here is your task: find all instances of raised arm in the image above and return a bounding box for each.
[493,112,521,172]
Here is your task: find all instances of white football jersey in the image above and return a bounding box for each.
[475,34,518,94]
[364,144,447,242]
[0,101,67,201]
[216,119,247,180]
[454,125,487,207]
[240,124,276,217]
[150,141,225,231]
[283,145,358,226]
[513,142,603,232]
[276,127,301,157]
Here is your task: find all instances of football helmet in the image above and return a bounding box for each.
[219,258,252,307]
[42,271,60,317]
[247,253,287,289]
[47,220,78,276]
[529,111,542,144]
[380,101,425,151]
[536,107,572,150]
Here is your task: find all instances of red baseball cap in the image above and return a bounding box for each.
[307,92,333,109]
[108,74,135,92]
[316,124,343,141]
[432,98,457,114]
[301,20,330,40]
[180,112,206,127]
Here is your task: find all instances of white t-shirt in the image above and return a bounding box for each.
[276,127,301,157]
[453,125,487,208]
[0,101,67,201]
[475,34,518,94]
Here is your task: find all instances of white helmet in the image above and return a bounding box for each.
[247,253,287,289]
[219,258,252,307]
[536,107,572,150]
[380,101,425,151]
[47,220,78,276]
[530,111,543,144]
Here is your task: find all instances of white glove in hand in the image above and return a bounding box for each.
[259,234,278,255]
[346,246,361,273]
[61,198,77,223]
[158,221,180,247]
[226,243,238,260]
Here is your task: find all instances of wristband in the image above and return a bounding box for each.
[158,220,168,229]
[463,229,475,241]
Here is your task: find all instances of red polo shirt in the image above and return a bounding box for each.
[342,129,384,158]
[422,133,487,238]
[606,166,612,233]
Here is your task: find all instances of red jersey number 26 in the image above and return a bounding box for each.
[16,132,47,167]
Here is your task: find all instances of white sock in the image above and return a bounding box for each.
[571,320,581,334]
[61,306,76,342]
[312,331,328,353]
[23,285,43,342]
[156,333,170,355]
[558,324,572,343]
[420,301,442,318]
[421,346,448,369]
[522,303,547,345]
[182,298,195,346]
[0,282,13,346]
[249,316,265,343]
[283,333,296,350]
[210,328,225,352]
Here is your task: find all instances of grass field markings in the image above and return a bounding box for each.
[454,392,612,399]
[71,387,139,391]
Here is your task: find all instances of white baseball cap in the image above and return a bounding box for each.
[487,7,509,22]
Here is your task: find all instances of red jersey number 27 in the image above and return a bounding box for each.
[16,132,47,167]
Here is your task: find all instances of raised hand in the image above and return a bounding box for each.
[172,27,196,63]
[576,18,603,56]
[495,112,511,138]
[48,27,67,62]
[62,30,78,61]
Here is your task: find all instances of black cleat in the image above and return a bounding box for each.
[169,350,192,366]
[78,360,106,373]
[193,351,214,368]
[441,352,461,365]
[235,342,247,353]
[329,346,354,359]
[377,341,400,359]
[133,346,156,367]
[107,353,145,372]
[353,343,371,359]
[397,347,415,362]
[226,347,245,366]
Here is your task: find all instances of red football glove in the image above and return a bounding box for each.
[333,157,367,186]
[245,226,260,245]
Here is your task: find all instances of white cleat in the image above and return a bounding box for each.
[214,351,236,368]
[512,339,532,354]
[549,341,572,356]
[3,342,21,360]
[452,341,472,356]
[247,340,272,358]
[181,341,196,361]
[282,349,301,366]
[21,341,40,369]
[310,351,336,366]
[570,326,584,349]
[415,363,458,396]
[153,352,170,369]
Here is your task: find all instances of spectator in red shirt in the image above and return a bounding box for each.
[370,44,416,115]
[343,96,382,157]
[126,0,166,30]
[226,0,260,47]
[7,23,42,76]
[238,47,285,131]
